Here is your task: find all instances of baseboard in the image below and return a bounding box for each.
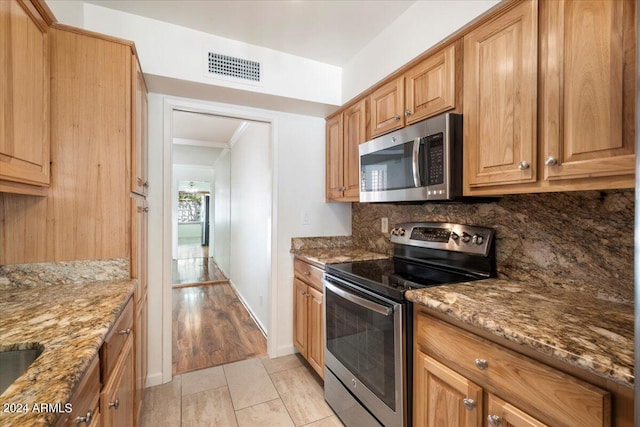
[274,344,296,358]
[228,279,267,337]
[145,371,165,388]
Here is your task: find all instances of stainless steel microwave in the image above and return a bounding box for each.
[359,113,462,203]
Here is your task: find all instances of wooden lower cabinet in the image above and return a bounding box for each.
[292,258,324,378]
[101,336,134,427]
[414,310,612,427]
[55,357,101,427]
[134,293,147,424]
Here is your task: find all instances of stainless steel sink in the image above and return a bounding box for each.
[0,348,42,395]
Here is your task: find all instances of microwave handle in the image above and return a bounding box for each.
[412,137,421,187]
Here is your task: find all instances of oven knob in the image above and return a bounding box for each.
[473,235,484,245]
[461,232,471,243]
[451,232,459,241]
[398,228,406,236]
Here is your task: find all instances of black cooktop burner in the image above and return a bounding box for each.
[325,258,480,302]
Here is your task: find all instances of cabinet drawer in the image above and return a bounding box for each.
[55,356,100,427]
[293,258,323,291]
[101,298,134,381]
[415,312,611,427]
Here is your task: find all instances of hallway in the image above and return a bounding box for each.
[172,283,267,375]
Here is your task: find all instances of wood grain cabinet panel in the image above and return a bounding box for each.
[292,258,324,378]
[486,394,549,427]
[414,311,611,427]
[0,0,50,194]
[463,0,538,189]
[414,351,482,427]
[539,0,636,182]
[55,356,100,427]
[101,336,134,427]
[405,43,458,125]
[325,99,365,202]
[369,77,404,138]
[132,59,148,196]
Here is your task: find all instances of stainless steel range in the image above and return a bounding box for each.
[323,222,496,427]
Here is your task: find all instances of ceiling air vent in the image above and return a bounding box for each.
[207,52,260,82]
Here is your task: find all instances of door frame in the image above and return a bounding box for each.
[161,96,279,383]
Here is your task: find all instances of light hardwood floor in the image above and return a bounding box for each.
[140,354,343,427]
[172,258,228,286]
[172,284,267,375]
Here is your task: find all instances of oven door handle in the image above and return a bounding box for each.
[325,281,393,316]
[412,137,421,188]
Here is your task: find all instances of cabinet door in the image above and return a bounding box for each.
[487,394,549,427]
[325,113,344,201]
[131,197,148,302]
[414,351,482,427]
[293,279,308,358]
[101,337,134,427]
[405,43,457,124]
[369,77,404,138]
[342,99,366,201]
[464,0,538,188]
[0,0,50,190]
[540,0,635,182]
[132,58,148,196]
[134,293,148,424]
[306,285,324,379]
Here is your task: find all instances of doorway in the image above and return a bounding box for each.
[165,105,274,376]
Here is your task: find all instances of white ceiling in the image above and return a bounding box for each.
[85,0,415,66]
[172,110,247,146]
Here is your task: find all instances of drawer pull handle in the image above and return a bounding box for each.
[462,398,476,411]
[474,358,488,370]
[108,398,120,410]
[75,410,93,425]
[488,415,501,426]
[118,328,132,335]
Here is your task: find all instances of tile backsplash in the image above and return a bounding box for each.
[352,190,633,303]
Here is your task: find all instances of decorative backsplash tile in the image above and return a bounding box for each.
[0,259,129,289]
[352,190,634,304]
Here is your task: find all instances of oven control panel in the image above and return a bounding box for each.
[390,222,494,256]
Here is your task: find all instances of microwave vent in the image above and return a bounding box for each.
[207,52,260,82]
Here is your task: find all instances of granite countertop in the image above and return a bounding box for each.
[292,247,390,266]
[0,279,135,426]
[406,279,634,387]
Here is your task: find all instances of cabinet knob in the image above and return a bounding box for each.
[143,181,149,188]
[75,410,93,425]
[474,358,488,370]
[143,207,149,213]
[488,415,501,426]
[118,328,132,336]
[517,160,530,170]
[545,156,558,166]
[394,115,401,121]
[404,110,412,117]
[462,398,476,411]
[108,398,120,410]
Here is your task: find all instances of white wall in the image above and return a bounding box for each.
[80,4,341,107]
[45,0,84,27]
[213,150,231,276]
[341,0,500,101]
[229,122,271,331]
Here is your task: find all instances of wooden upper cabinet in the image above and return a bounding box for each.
[539,0,636,182]
[0,0,50,195]
[342,99,366,200]
[326,99,365,202]
[325,113,344,201]
[132,58,148,196]
[405,42,458,125]
[463,0,538,189]
[369,77,404,138]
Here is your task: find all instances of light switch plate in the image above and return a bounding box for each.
[381,217,388,233]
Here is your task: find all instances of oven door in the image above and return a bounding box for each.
[324,274,403,427]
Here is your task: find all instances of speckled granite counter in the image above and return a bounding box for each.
[292,247,390,267]
[0,279,135,426]
[406,279,634,387]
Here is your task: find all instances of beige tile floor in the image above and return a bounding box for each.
[140,354,344,427]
